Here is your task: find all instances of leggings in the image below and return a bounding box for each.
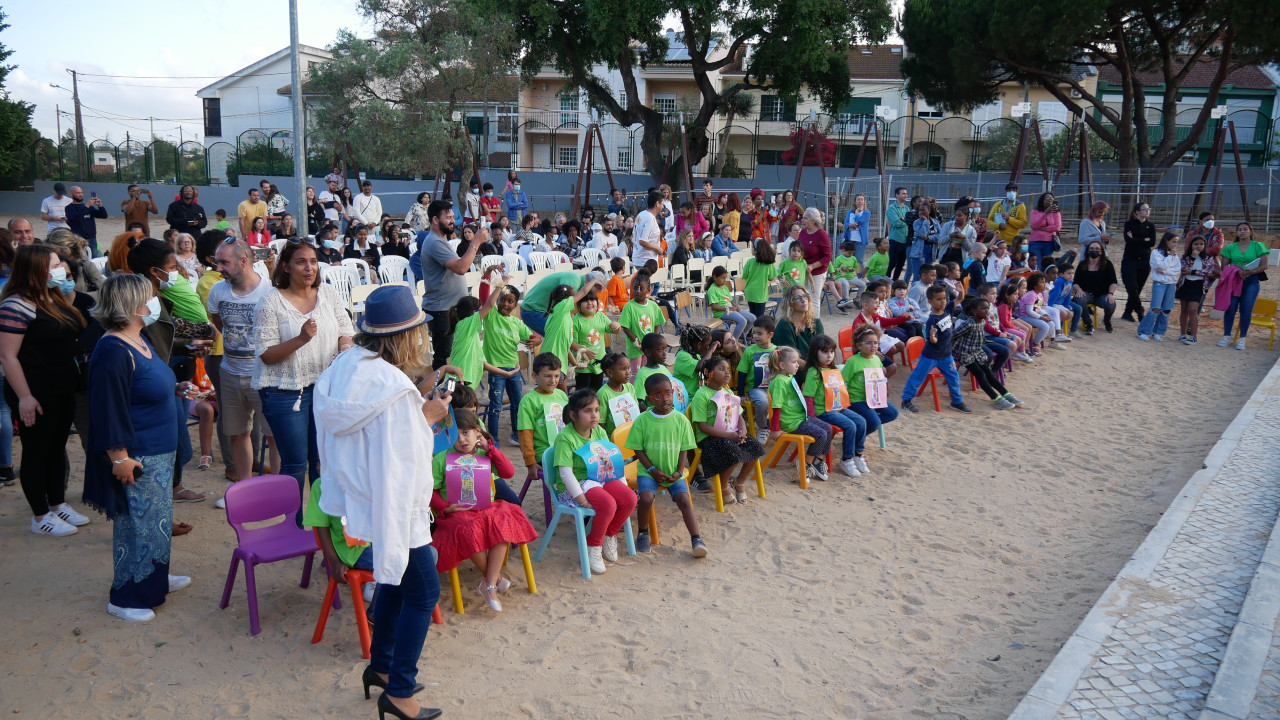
[584,481,638,546]
[6,390,73,516]
[965,360,1008,400]
[1040,305,1064,333]
[791,417,833,459]
[818,409,868,459]
[1003,326,1027,350]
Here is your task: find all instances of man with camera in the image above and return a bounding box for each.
[416,199,483,370]
[120,185,158,237]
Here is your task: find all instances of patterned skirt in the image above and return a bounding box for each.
[697,436,766,478]
[432,500,539,572]
[110,451,176,610]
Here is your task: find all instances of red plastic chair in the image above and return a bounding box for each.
[903,336,942,412]
[219,475,318,636]
[837,325,855,361]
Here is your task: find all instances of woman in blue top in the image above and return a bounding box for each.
[843,193,871,263]
[83,273,194,622]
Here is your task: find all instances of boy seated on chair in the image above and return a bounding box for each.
[304,475,376,605]
[624,374,706,558]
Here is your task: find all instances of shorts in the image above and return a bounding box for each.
[636,474,688,496]
[187,398,216,417]
[219,368,272,437]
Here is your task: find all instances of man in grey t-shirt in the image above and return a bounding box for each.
[419,199,484,369]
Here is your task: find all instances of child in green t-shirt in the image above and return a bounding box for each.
[633,333,672,404]
[448,268,505,388]
[673,323,715,394]
[571,289,618,392]
[778,243,811,295]
[618,272,665,379]
[688,355,765,505]
[766,346,833,482]
[303,475,375,602]
[826,240,867,312]
[213,209,231,233]
[542,278,604,392]
[706,265,756,343]
[800,334,869,479]
[596,352,639,439]
[483,284,541,444]
[624,374,705,557]
[741,237,778,318]
[865,237,891,280]
[516,352,569,489]
[735,315,777,443]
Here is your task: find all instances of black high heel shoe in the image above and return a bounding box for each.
[362,665,425,700]
[376,691,442,720]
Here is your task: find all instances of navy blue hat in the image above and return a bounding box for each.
[358,285,430,335]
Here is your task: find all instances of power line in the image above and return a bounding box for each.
[77,70,296,79]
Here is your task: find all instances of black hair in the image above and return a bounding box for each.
[893,186,907,195]
[925,285,945,300]
[646,189,663,209]
[522,214,538,229]
[450,296,481,332]
[449,382,478,410]
[562,388,599,425]
[643,373,671,395]
[918,263,936,278]
[545,284,574,317]
[1156,231,1180,255]
[711,265,728,279]
[609,257,625,273]
[1005,182,1018,191]
[532,352,562,374]
[563,220,582,235]
[499,284,522,302]
[800,333,839,388]
[126,237,174,276]
[416,192,429,205]
[753,238,776,264]
[214,209,226,218]
[196,230,226,266]
[976,282,997,296]
[640,332,666,354]
[891,279,908,291]
[679,201,694,211]
[1199,211,1214,221]
[961,296,987,318]
[576,290,599,309]
[860,291,879,304]
[482,182,494,191]
[841,240,857,253]
[700,354,729,379]
[752,315,776,334]
[427,199,453,222]
[601,351,629,376]
[642,259,658,274]
[453,407,484,434]
[630,269,651,295]
[679,323,712,358]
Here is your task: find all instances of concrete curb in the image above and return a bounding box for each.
[1008,358,1280,720]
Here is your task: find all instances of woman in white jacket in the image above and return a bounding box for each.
[314,285,452,720]
[1136,232,1184,342]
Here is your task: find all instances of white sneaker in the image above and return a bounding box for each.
[1235,338,1247,351]
[107,603,155,622]
[601,535,619,562]
[1015,352,1034,364]
[31,513,77,537]
[1055,334,1071,342]
[1153,334,1164,342]
[362,582,375,604]
[214,497,226,509]
[837,459,861,478]
[168,574,192,592]
[854,456,870,474]
[1137,334,1150,341]
[51,503,90,527]
[587,545,607,574]
[1217,336,1232,347]
[1049,340,1066,349]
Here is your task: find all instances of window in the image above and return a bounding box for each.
[558,145,578,168]
[915,99,943,118]
[494,105,517,143]
[653,93,677,118]
[203,98,222,138]
[617,91,628,110]
[560,91,579,126]
[972,100,1004,124]
[760,95,797,122]
[616,147,633,171]
[757,149,784,166]
[837,97,879,133]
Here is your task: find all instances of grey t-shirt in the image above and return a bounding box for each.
[419,230,467,311]
[207,277,271,376]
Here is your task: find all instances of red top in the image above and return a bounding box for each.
[798,227,833,275]
[246,229,273,248]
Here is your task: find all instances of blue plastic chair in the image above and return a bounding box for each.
[532,447,637,579]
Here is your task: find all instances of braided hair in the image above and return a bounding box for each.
[679,323,712,359]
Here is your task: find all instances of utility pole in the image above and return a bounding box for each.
[288,0,306,211]
[69,69,87,179]
[149,116,155,181]
[55,105,61,147]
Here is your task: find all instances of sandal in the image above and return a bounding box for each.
[477,579,502,612]
[197,455,213,471]
[173,487,206,503]
[171,522,194,536]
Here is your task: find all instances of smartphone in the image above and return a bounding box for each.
[132,463,144,480]
[253,247,272,261]
[435,374,457,396]
[90,191,98,200]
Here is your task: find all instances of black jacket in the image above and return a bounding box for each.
[166,200,208,234]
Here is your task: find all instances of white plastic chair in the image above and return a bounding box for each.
[269,239,288,257]
[447,238,461,253]
[502,253,528,273]
[253,260,271,284]
[321,265,355,311]
[529,252,552,272]
[479,255,507,275]
[91,256,109,273]
[547,251,571,267]
[378,256,412,284]
[580,248,606,268]
[341,258,374,285]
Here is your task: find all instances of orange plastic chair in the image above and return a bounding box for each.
[310,529,443,658]
[838,325,855,361]
[759,390,816,489]
[685,408,765,512]
[611,422,661,545]
[903,336,943,412]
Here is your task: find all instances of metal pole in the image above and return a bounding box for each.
[149,116,155,181]
[70,70,87,180]
[288,0,307,218]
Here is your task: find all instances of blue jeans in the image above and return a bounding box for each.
[259,385,319,528]
[486,368,524,440]
[853,240,866,264]
[901,355,963,405]
[720,310,756,342]
[1054,301,1084,333]
[173,394,193,488]
[1030,240,1055,270]
[370,543,440,698]
[905,256,923,286]
[0,386,12,466]
[849,400,898,431]
[1137,282,1177,336]
[521,308,547,336]
[1224,274,1262,338]
[819,409,867,458]
[984,338,1012,369]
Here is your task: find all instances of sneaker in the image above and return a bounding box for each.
[1014,352,1034,364]
[1188,336,1197,344]
[813,457,830,481]
[636,532,651,553]
[1070,331,1084,339]
[168,574,192,593]
[1179,334,1188,343]
[1120,314,1135,323]
[214,497,226,509]
[807,461,827,481]
[854,456,870,474]
[1104,322,1113,333]
[1217,336,1232,347]
[756,429,769,446]
[1137,334,1150,341]
[1003,394,1024,407]
[31,513,77,537]
[51,503,90,527]
[994,397,1015,410]
[478,579,502,612]
[837,458,861,478]
[950,402,972,414]
[362,582,375,604]
[901,399,919,414]
[509,434,519,447]
[587,545,607,574]
[1048,341,1066,350]
[601,535,619,562]
[0,466,15,486]
[1156,334,1167,342]
[107,603,155,622]
[691,476,714,494]
[1055,334,1071,342]
[1084,327,1094,336]
[1235,338,1247,351]
[691,537,708,558]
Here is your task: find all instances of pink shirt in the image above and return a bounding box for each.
[1029,210,1062,244]
[675,211,709,239]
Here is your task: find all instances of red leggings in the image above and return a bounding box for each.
[585,481,638,546]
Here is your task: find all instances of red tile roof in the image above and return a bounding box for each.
[1097,58,1275,90]
[721,44,906,81]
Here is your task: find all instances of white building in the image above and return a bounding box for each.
[196,45,332,183]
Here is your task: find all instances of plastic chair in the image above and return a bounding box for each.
[379,255,412,284]
[444,540,538,614]
[759,391,816,489]
[838,325,855,361]
[341,258,374,285]
[218,475,319,636]
[685,410,765,512]
[580,248,606,268]
[532,447,636,579]
[902,337,943,412]
[321,264,355,311]
[611,422,660,545]
[1233,297,1277,350]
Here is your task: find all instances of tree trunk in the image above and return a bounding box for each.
[712,107,737,177]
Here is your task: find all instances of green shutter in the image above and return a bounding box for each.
[838,98,879,116]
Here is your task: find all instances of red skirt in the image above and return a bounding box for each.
[432,500,539,572]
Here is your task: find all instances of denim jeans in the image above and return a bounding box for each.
[984,339,1012,369]
[818,409,868,458]
[1137,282,1177,336]
[1076,291,1116,328]
[1030,240,1055,270]
[850,400,898,431]
[486,368,524,440]
[0,384,12,466]
[259,385,319,527]
[1054,301,1084,333]
[901,355,963,405]
[370,543,441,698]
[1224,274,1262,338]
[173,394,193,489]
[521,308,547,337]
[747,388,768,434]
[721,310,756,342]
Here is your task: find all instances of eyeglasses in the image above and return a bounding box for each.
[647,390,673,400]
[856,340,878,347]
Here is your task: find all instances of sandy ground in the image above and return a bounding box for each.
[0,209,1278,719]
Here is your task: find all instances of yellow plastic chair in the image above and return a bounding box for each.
[1233,298,1277,350]
[758,391,816,489]
[611,422,661,546]
[685,407,764,512]
[445,542,537,615]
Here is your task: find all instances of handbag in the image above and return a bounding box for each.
[1051,233,1062,252]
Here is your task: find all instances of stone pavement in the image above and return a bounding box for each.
[1010,359,1280,720]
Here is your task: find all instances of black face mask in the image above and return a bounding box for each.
[1087,250,1101,258]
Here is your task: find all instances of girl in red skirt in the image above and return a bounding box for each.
[431,408,539,613]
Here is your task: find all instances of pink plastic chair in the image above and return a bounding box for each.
[218,475,319,635]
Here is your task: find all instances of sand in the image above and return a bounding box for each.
[0,208,1278,719]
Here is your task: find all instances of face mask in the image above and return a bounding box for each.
[1087,249,1101,259]
[58,279,76,294]
[324,239,341,250]
[140,296,161,326]
[47,267,67,288]
[513,185,521,192]
[158,269,181,291]
[1203,219,1215,230]
[485,191,493,197]
[1007,192,1017,202]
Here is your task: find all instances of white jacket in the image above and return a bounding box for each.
[1149,249,1181,285]
[314,347,434,585]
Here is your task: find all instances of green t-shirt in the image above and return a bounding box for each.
[552,425,611,493]
[572,311,612,375]
[303,477,367,568]
[742,258,777,303]
[623,408,696,483]
[482,311,531,369]
[768,373,807,433]
[161,278,210,323]
[596,382,638,438]
[618,299,664,359]
[672,349,700,394]
[708,283,733,318]
[450,313,485,387]
[687,384,725,443]
[523,271,583,314]
[840,352,884,404]
[736,343,776,389]
[634,364,671,400]
[801,365,849,413]
[866,251,890,278]
[516,388,568,459]
[431,446,506,501]
[541,298,575,361]
[779,259,808,288]
[215,220,231,231]
[1220,240,1270,270]
[829,254,861,280]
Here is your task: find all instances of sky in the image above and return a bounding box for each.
[4,0,369,144]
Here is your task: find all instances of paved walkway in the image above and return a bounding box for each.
[1010,360,1280,720]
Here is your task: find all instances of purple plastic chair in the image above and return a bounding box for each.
[218,474,319,635]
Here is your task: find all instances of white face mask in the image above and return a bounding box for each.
[47,267,67,287]
[159,269,181,291]
[1006,192,1017,202]
[1203,219,1215,230]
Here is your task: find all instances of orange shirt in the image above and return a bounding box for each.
[606,275,630,313]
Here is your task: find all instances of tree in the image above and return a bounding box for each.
[310,0,521,199]
[975,116,1118,172]
[0,9,35,181]
[506,0,893,188]
[900,0,1280,174]
[712,93,755,177]
[781,127,836,167]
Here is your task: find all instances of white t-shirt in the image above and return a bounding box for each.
[632,209,662,267]
[352,193,383,226]
[986,254,1012,283]
[591,231,618,254]
[207,277,272,377]
[319,190,342,223]
[41,195,73,233]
